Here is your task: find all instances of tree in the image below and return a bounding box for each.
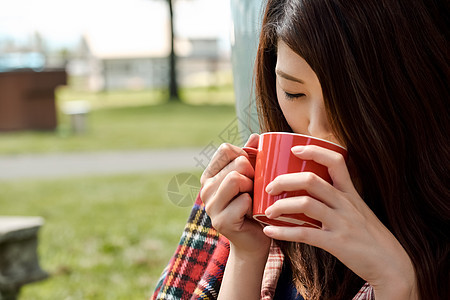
[167,0,180,101]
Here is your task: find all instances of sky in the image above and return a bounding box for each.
[0,0,231,50]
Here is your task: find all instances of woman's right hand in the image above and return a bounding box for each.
[200,134,271,258]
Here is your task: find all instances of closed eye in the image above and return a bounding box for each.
[284,92,306,100]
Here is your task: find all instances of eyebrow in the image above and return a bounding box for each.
[275,69,305,84]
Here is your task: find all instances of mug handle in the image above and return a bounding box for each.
[242,146,258,168]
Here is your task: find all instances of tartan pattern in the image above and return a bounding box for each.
[352,282,375,300]
[191,237,229,299]
[152,195,229,300]
[151,194,374,300]
[261,241,284,300]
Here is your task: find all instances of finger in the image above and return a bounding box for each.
[291,145,354,193]
[265,172,340,209]
[216,155,255,181]
[244,133,260,148]
[205,170,254,217]
[201,155,255,202]
[263,225,330,249]
[200,143,248,185]
[265,196,334,227]
[229,200,266,235]
[211,193,251,232]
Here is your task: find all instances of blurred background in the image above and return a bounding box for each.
[0,0,262,298]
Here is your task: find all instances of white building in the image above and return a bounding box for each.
[66,0,231,91]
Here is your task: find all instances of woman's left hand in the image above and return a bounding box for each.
[262,145,418,299]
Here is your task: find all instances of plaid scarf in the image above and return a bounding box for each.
[151,195,374,300]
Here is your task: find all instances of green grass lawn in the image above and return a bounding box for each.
[0,85,239,155]
[0,85,238,299]
[0,172,197,299]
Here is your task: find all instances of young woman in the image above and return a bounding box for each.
[200,0,449,299]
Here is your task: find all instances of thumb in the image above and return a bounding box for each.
[244,133,260,148]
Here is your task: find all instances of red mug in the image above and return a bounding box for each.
[243,132,347,228]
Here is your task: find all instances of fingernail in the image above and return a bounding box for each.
[265,183,273,194]
[245,133,258,144]
[263,226,275,236]
[291,146,305,154]
[265,208,272,218]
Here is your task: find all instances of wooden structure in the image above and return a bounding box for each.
[0,69,67,131]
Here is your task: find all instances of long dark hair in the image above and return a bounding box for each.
[255,0,449,299]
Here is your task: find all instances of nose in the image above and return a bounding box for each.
[307,103,332,141]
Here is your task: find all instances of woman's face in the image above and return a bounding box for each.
[276,41,342,146]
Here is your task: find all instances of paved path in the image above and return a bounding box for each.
[0,148,205,180]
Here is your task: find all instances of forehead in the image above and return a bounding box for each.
[276,41,316,79]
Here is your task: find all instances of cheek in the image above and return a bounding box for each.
[276,88,309,134]
[276,87,286,113]
[275,82,293,120]
[276,88,291,124]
